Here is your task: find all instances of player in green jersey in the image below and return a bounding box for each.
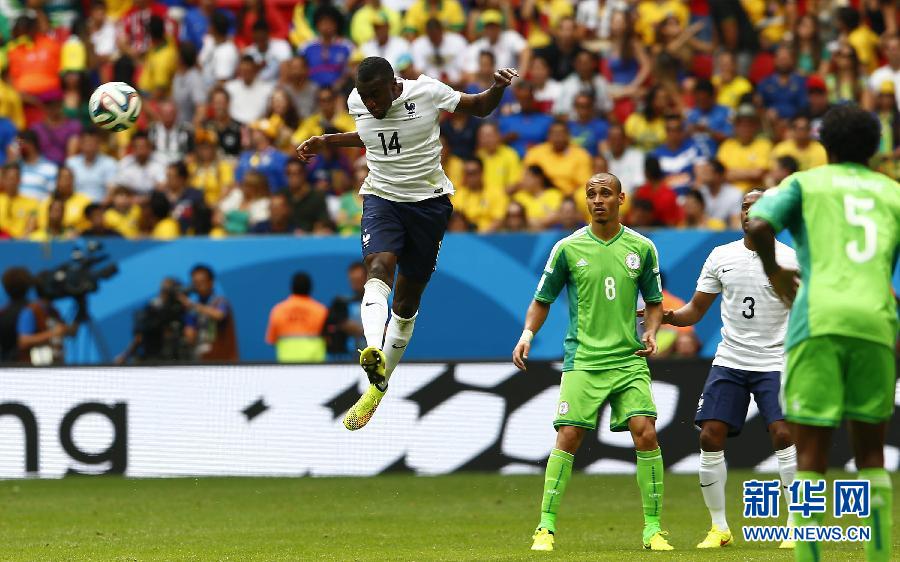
[748,105,900,562]
[512,172,672,552]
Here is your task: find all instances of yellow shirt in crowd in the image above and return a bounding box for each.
[849,25,881,73]
[478,145,522,196]
[350,5,402,45]
[152,217,180,240]
[624,113,666,151]
[452,187,508,232]
[0,193,39,238]
[636,0,689,44]
[38,193,92,232]
[0,80,25,129]
[291,112,356,146]
[514,189,563,226]
[444,154,464,192]
[139,39,178,93]
[716,137,773,192]
[104,205,141,238]
[189,160,235,207]
[713,76,753,109]
[403,0,466,35]
[771,139,828,171]
[523,143,592,196]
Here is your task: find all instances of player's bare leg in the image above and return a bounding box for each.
[629,416,672,550]
[697,420,733,548]
[849,420,892,562]
[789,423,832,562]
[766,420,797,548]
[533,426,584,551]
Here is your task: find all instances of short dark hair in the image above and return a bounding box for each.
[291,271,312,296]
[239,54,257,66]
[775,155,799,174]
[819,105,880,164]
[17,129,38,148]
[685,189,705,208]
[252,19,270,34]
[148,190,171,218]
[425,17,442,32]
[357,57,394,84]
[179,42,198,68]
[84,202,103,219]
[211,11,230,36]
[131,130,150,143]
[191,264,215,281]
[708,158,726,175]
[644,156,663,181]
[313,5,344,30]
[694,79,715,95]
[147,15,165,40]
[2,266,32,301]
[169,161,189,179]
[836,6,860,30]
[464,157,484,170]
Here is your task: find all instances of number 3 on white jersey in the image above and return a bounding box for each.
[844,195,876,263]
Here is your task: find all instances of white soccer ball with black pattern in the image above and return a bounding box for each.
[89,82,142,131]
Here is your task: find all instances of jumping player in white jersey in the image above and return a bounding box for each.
[296,57,518,431]
[639,190,799,549]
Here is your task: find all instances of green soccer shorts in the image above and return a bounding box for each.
[554,364,657,432]
[783,335,897,427]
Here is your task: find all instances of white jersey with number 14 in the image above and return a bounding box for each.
[696,239,798,372]
[347,75,461,203]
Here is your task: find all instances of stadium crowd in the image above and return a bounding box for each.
[0,0,897,241]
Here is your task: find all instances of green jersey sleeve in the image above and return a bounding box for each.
[534,245,569,303]
[748,177,802,233]
[638,241,663,303]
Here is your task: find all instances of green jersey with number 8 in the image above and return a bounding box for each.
[535,225,663,372]
[749,163,900,351]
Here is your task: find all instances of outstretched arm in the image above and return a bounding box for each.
[663,291,717,327]
[295,132,365,162]
[512,299,550,371]
[455,68,518,118]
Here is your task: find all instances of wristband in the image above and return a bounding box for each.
[519,329,534,344]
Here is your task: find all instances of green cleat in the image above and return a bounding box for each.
[343,384,386,431]
[359,346,387,386]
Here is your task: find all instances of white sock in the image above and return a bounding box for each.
[775,444,797,522]
[361,278,391,349]
[380,311,417,390]
[699,449,729,530]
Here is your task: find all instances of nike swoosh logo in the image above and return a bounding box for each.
[700,481,718,488]
[391,344,407,349]
[364,302,377,307]
[721,269,733,274]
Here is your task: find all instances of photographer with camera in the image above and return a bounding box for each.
[117,277,191,364]
[182,264,238,362]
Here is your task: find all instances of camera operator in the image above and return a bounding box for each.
[182,264,238,362]
[0,267,76,365]
[117,277,191,364]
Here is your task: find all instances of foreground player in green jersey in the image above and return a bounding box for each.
[512,173,671,552]
[748,105,900,562]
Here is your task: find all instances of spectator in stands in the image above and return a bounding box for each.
[603,9,651,101]
[183,263,238,362]
[627,197,657,229]
[188,129,233,207]
[139,15,178,95]
[39,167,90,233]
[681,189,725,231]
[869,34,900,111]
[172,42,208,127]
[793,13,828,76]
[651,16,711,89]
[635,0,689,46]
[88,0,117,68]
[117,0,174,60]
[149,100,193,164]
[264,88,301,151]
[217,170,270,234]
[266,271,328,363]
[535,16,584,82]
[198,10,239,86]
[873,80,900,179]
[291,87,356,146]
[463,10,528,81]
[245,20,292,83]
[252,192,295,235]
[826,43,871,107]
[716,104,772,192]
[441,111,478,161]
[567,93,609,156]
[513,164,563,229]
[523,121,592,196]
[557,50,613,119]
[202,88,242,157]
[66,129,117,203]
[685,79,732,158]
[279,56,319,120]
[14,130,58,202]
[236,119,288,193]
[651,114,703,195]
[7,15,62,104]
[475,121,521,195]
[769,155,799,188]
[411,18,468,85]
[631,156,682,226]
[404,0,466,37]
[602,122,644,196]
[350,0,402,47]
[0,112,15,167]
[361,13,411,71]
[835,6,880,74]
[440,133,464,189]
[141,190,180,239]
[284,159,327,233]
[160,162,206,234]
[772,113,828,171]
[324,261,366,358]
[497,200,530,233]
[104,186,141,238]
[712,50,752,109]
[81,203,122,238]
[758,44,808,120]
[32,92,80,167]
[300,6,353,89]
[806,75,832,139]
[695,158,743,228]
[329,160,363,236]
[0,165,37,238]
[625,85,673,150]
[527,55,561,113]
[181,0,234,51]
[225,55,274,126]
[116,132,167,195]
[453,157,507,232]
[30,197,75,241]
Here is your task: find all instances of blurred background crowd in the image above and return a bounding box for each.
[0,0,897,242]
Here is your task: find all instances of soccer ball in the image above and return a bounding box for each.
[89,82,142,132]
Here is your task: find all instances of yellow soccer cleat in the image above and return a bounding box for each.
[696,525,733,548]
[342,384,386,431]
[359,346,386,385]
[779,512,795,548]
[530,528,554,551]
[643,531,674,551]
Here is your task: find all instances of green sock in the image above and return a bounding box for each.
[538,448,574,533]
[859,468,892,562]
[635,447,664,542]
[794,471,826,562]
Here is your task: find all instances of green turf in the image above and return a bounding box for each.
[0,470,896,561]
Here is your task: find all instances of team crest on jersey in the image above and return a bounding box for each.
[558,401,569,415]
[404,101,416,116]
[625,252,641,270]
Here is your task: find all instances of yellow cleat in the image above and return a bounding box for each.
[530,528,554,551]
[697,525,733,548]
[359,346,387,385]
[643,531,674,551]
[342,384,386,431]
[778,539,795,549]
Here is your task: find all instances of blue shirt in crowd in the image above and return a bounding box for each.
[299,39,354,89]
[685,104,732,157]
[651,139,703,196]
[65,153,118,202]
[498,112,555,157]
[568,118,609,156]
[235,148,289,193]
[758,73,808,119]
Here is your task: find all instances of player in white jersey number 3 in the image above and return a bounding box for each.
[639,190,799,549]
[296,57,518,431]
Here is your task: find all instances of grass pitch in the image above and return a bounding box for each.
[0,470,896,561]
